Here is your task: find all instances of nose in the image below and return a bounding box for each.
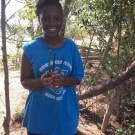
[49,18,55,25]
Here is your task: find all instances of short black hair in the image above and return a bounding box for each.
[35,0,63,16]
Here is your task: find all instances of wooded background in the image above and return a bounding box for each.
[1,0,135,134]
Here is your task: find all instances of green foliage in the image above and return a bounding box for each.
[18,0,41,39]
[65,22,88,38]
[70,3,135,133]
[82,75,95,88]
[13,106,24,124]
[97,125,101,130]
[6,23,27,42]
[18,1,36,21]
[12,94,27,124]
[6,22,27,69]
[115,120,135,135]
[122,80,135,104]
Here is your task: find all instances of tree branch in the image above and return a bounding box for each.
[78,61,135,100]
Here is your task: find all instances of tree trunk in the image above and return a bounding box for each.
[131,76,135,95]
[78,61,135,100]
[60,0,72,36]
[1,0,10,134]
[101,28,115,66]
[115,101,126,121]
[101,85,123,133]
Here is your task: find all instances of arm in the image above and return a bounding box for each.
[21,52,55,90]
[51,73,80,89]
[20,51,81,90]
[64,76,80,86]
[20,52,43,90]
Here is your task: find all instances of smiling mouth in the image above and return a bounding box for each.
[49,28,57,32]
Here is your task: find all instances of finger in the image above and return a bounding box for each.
[43,77,53,87]
[53,85,60,89]
[53,81,60,86]
[45,84,53,88]
[43,78,47,85]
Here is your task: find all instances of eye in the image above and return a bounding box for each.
[43,17,49,21]
[55,17,61,21]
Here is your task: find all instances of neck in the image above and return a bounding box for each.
[43,36,64,48]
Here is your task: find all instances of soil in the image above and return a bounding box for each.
[0,50,134,135]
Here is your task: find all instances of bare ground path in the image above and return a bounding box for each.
[0,69,28,135]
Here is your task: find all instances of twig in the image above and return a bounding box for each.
[58,55,64,74]
[52,52,56,71]
[48,50,52,72]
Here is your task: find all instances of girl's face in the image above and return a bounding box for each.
[39,5,63,38]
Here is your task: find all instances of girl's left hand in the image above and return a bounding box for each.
[52,73,65,89]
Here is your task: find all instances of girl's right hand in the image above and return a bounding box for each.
[41,72,54,88]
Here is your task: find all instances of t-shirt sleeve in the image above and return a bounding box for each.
[70,41,84,82]
[22,42,33,63]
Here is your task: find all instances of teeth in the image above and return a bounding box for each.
[49,29,56,30]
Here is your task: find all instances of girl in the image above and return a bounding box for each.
[20,0,84,135]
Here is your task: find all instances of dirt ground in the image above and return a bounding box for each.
[0,50,122,135]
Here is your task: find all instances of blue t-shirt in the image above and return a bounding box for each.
[22,37,84,135]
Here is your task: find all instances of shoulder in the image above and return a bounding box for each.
[64,38,78,50]
[65,37,76,45]
[22,37,41,50]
